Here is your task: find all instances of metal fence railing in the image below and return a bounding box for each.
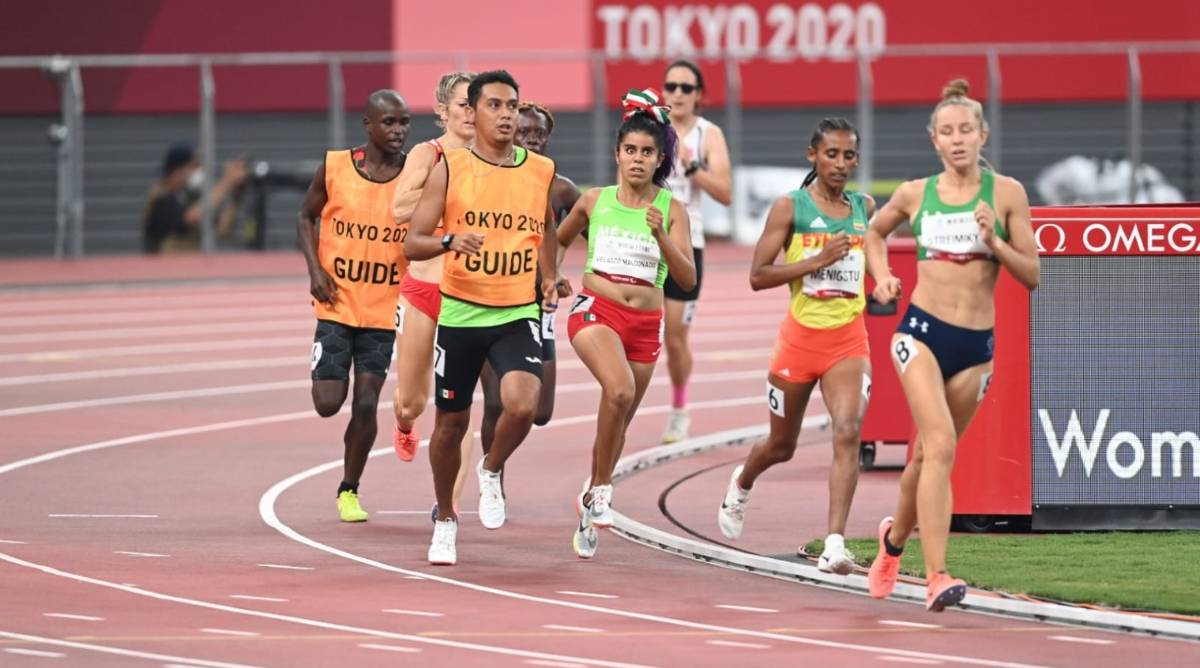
[1,42,1197,257]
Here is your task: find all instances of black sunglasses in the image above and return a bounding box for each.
[664,82,697,94]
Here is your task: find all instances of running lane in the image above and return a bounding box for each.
[2,248,1195,667]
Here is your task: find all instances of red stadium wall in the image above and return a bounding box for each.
[0,0,393,114]
[593,0,1200,106]
[2,0,1198,115]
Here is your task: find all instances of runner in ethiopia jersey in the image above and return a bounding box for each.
[404,70,562,566]
[659,59,732,444]
[389,72,477,517]
[717,118,876,576]
[297,90,411,523]
[865,79,1039,612]
[556,88,695,559]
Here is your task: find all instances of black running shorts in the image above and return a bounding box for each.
[434,318,544,411]
[310,319,395,381]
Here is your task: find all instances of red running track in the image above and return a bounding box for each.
[2,245,1196,667]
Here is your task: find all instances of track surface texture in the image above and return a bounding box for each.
[2,246,1196,667]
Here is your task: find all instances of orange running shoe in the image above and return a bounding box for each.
[393,423,419,462]
[925,572,967,612]
[867,516,901,599]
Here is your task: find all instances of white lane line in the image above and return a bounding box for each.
[0,366,764,418]
[229,595,289,603]
[0,319,301,345]
[43,613,104,621]
[0,557,653,668]
[4,647,66,657]
[0,630,264,668]
[199,628,260,637]
[879,620,942,629]
[382,608,444,617]
[706,639,770,649]
[256,563,314,571]
[878,657,944,665]
[0,357,300,386]
[5,305,305,328]
[1,381,1035,668]
[0,539,27,544]
[1048,635,1115,645]
[358,643,422,653]
[0,336,299,364]
[715,604,778,613]
[377,510,476,515]
[260,407,1049,668]
[48,514,158,518]
[114,551,169,558]
[0,381,306,417]
[543,624,604,634]
[556,591,620,600]
[527,661,587,668]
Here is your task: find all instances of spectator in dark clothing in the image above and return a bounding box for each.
[142,143,248,253]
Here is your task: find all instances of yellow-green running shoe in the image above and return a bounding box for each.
[337,490,369,522]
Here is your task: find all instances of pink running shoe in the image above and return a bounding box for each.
[925,572,968,612]
[868,516,902,599]
[393,423,419,462]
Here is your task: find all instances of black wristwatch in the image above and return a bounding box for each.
[684,159,704,177]
[441,234,455,251]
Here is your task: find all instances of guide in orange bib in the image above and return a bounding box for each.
[297,89,411,524]
[404,70,564,566]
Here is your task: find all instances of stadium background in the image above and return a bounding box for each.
[1,0,1197,256]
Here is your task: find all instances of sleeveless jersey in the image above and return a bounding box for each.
[785,188,869,330]
[584,185,673,289]
[912,170,1008,262]
[314,149,406,329]
[440,146,555,308]
[665,116,712,249]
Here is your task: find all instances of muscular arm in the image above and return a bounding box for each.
[660,199,697,289]
[555,188,598,268]
[539,195,562,309]
[865,180,919,284]
[989,177,1040,290]
[390,142,436,225]
[748,195,830,291]
[692,124,732,205]
[402,159,450,261]
[297,163,336,304]
[551,174,582,225]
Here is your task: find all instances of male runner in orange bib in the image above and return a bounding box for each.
[298,90,411,523]
[405,71,563,565]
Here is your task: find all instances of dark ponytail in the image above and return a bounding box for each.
[616,112,678,188]
[801,117,858,188]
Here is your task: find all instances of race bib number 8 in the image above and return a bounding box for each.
[892,334,919,374]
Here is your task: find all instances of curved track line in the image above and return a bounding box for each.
[0,631,265,668]
[259,417,1050,668]
[4,383,1042,667]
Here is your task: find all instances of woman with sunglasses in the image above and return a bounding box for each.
[660,59,733,444]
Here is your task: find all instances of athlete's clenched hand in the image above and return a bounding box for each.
[872,275,903,305]
[451,232,485,256]
[309,268,338,305]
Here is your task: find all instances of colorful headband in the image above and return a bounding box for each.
[622,88,671,125]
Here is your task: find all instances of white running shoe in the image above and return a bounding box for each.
[817,533,856,575]
[661,409,690,443]
[477,459,506,529]
[428,518,458,565]
[718,464,750,540]
[572,491,598,559]
[588,484,614,528]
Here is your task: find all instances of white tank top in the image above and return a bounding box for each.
[666,116,712,249]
